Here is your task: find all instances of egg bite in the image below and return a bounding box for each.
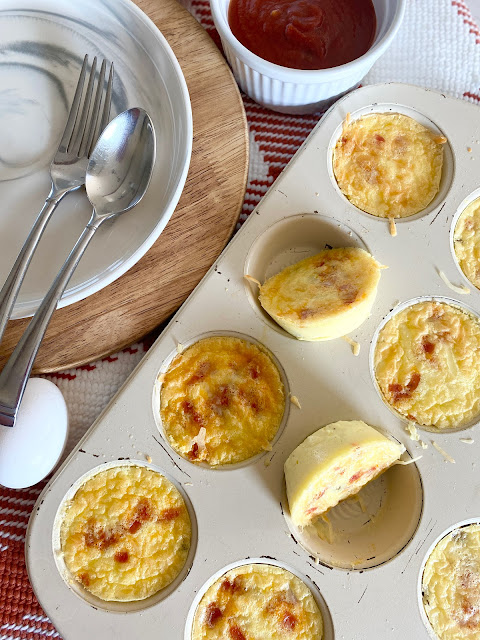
[422,523,480,639]
[192,563,323,639]
[333,112,445,218]
[374,300,480,429]
[257,247,381,341]
[284,420,404,528]
[454,196,480,289]
[160,336,285,466]
[60,464,191,602]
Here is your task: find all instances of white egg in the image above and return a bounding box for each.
[0,378,68,489]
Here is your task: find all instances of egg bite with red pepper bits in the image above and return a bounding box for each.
[422,523,480,639]
[60,465,191,601]
[258,247,382,341]
[284,420,404,528]
[160,336,285,466]
[192,564,323,639]
[374,300,480,429]
[333,112,445,218]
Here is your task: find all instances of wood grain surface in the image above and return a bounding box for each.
[0,0,248,374]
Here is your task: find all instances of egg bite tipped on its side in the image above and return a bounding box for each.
[60,465,191,602]
[160,336,285,466]
[192,563,323,639]
[422,524,480,639]
[258,247,381,341]
[284,420,405,528]
[374,300,480,429]
[333,112,445,218]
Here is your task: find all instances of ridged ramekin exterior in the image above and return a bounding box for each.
[211,0,406,114]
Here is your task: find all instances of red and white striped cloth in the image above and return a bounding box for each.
[2,0,480,637]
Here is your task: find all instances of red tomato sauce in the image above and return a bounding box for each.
[228,0,377,70]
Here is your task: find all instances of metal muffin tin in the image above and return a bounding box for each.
[26,83,480,639]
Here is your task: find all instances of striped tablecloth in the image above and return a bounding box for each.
[2,0,480,637]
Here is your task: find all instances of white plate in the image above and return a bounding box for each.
[0,0,192,318]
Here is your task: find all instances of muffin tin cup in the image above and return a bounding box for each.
[26,84,480,639]
[184,558,335,640]
[282,437,424,571]
[51,459,198,613]
[327,103,455,224]
[370,295,480,433]
[417,518,480,640]
[152,330,290,470]
[450,189,480,291]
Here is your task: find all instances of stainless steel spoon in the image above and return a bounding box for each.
[0,107,156,427]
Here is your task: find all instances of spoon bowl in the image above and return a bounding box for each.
[86,108,156,219]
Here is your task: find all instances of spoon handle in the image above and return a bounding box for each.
[0,216,99,427]
[0,186,67,345]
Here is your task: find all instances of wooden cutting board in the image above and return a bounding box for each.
[0,0,248,374]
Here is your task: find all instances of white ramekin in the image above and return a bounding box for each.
[209,0,406,114]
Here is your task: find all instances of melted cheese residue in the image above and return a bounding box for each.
[192,564,323,639]
[423,524,480,639]
[60,465,191,602]
[160,336,285,466]
[374,301,480,429]
[259,247,381,341]
[333,112,444,218]
[454,197,480,290]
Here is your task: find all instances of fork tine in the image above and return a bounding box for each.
[69,56,97,156]
[57,54,88,152]
[100,63,114,133]
[80,59,106,158]
[88,62,114,156]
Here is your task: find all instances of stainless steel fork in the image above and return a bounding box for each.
[0,55,114,343]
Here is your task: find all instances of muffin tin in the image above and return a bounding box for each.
[26,83,480,639]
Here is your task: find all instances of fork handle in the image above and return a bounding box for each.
[0,216,99,427]
[0,185,69,345]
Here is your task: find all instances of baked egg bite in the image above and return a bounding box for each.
[192,563,323,639]
[60,464,191,602]
[257,247,381,341]
[454,196,480,289]
[374,300,480,429]
[284,420,404,528]
[422,523,480,639]
[333,112,445,218]
[160,336,285,466]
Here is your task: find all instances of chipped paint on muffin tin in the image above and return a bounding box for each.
[26,84,480,639]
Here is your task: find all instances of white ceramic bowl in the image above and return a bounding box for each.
[0,0,192,318]
[209,0,406,114]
